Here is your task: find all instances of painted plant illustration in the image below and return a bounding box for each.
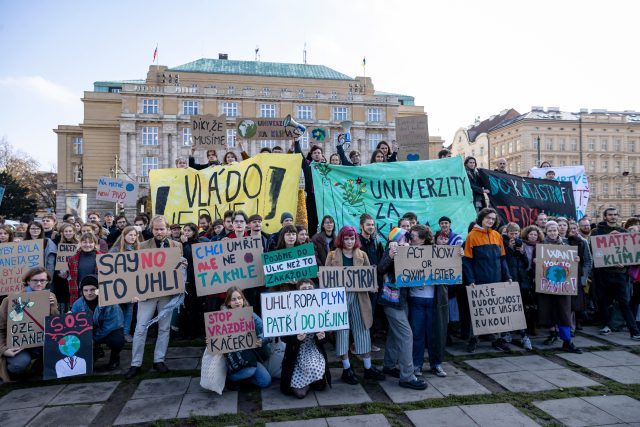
[313,162,340,221]
[9,297,35,322]
[334,177,367,223]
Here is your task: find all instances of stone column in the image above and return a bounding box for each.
[128,133,137,178]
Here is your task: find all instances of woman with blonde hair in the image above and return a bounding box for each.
[109,225,141,342]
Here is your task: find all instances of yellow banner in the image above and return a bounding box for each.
[150,153,301,233]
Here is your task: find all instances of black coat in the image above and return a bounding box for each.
[502,235,529,288]
[279,334,331,396]
[466,167,487,209]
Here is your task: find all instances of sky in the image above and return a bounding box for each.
[1,0,640,170]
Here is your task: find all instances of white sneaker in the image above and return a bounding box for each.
[414,367,423,376]
[431,365,447,377]
[522,336,533,351]
[599,326,612,335]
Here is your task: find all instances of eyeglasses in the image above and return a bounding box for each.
[30,279,48,284]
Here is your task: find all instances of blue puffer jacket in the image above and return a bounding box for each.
[71,298,124,341]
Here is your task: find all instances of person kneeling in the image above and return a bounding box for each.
[280,279,331,399]
[71,275,124,370]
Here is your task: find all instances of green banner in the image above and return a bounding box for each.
[261,243,318,287]
[311,157,477,241]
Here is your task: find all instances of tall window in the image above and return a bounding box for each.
[570,138,578,151]
[603,183,609,194]
[589,138,595,151]
[297,105,312,120]
[260,104,276,118]
[559,138,566,151]
[630,140,636,152]
[142,157,158,176]
[546,137,553,150]
[368,133,383,151]
[367,108,382,122]
[142,99,159,114]
[227,129,236,148]
[590,160,596,172]
[614,138,621,151]
[223,102,238,117]
[260,140,277,149]
[182,101,199,115]
[533,137,539,150]
[508,141,513,153]
[72,137,83,155]
[300,132,310,150]
[142,127,159,145]
[72,163,82,183]
[333,107,348,121]
[182,127,192,146]
[602,160,609,172]
[601,138,608,151]
[615,160,621,173]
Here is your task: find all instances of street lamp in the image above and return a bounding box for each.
[536,136,541,166]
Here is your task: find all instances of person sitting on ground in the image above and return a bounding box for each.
[71,275,124,371]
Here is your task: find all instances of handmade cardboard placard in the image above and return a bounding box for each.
[467,282,527,335]
[192,114,227,148]
[396,115,429,161]
[236,117,297,140]
[261,243,318,287]
[393,245,462,287]
[204,306,257,355]
[590,232,640,268]
[55,243,79,271]
[310,127,330,143]
[261,288,349,338]
[97,247,185,306]
[192,236,265,296]
[96,177,138,204]
[317,266,376,292]
[7,290,50,349]
[43,311,93,380]
[535,244,579,295]
[0,240,44,295]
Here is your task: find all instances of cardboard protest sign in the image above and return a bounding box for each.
[7,290,50,349]
[529,166,589,220]
[55,243,79,271]
[467,282,527,335]
[43,311,93,380]
[591,232,640,268]
[236,117,297,140]
[261,243,318,287]
[318,266,376,292]
[478,169,576,228]
[204,307,257,354]
[193,236,265,296]
[310,127,330,143]
[535,244,579,295]
[0,240,44,295]
[97,247,184,306]
[261,288,349,337]
[312,157,476,242]
[96,177,138,204]
[393,245,462,287]
[396,115,429,161]
[192,115,227,148]
[150,153,301,234]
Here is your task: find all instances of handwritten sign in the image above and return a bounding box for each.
[479,169,576,227]
[312,157,476,242]
[261,288,349,337]
[261,243,318,287]
[236,118,297,140]
[318,266,376,292]
[591,232,640,268]
[393,245,462,287]
[55,243,79,271]
[204,307,257,355]
[43,311,93,380]
[96,177,138,204]
[150,154,301,233]
[529,166,589,220]
[193,236,265,296]
[467,282,526,335]
[192,114,227,148]
[97,248,185,306]
[535,244,579,295]
[0,240,44,295]
[7,290,50,349]
[396,115,429,161]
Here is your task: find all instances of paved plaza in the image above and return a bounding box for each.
[2,332,640,426]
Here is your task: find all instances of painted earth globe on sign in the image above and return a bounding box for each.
[58,334,81,357]
[237,119,257,139]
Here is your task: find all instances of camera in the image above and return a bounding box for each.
[514,238,523,248]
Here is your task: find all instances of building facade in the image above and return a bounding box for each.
[451,106,640,218]
[55,57,426,216]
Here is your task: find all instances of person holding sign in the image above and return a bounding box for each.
[67,233,102,305]
[325,226,385,385]
[52,223,78,314]
[537,221,583,353]
[280,279,331,399]
[189,148,220,170]
[0,267,59,382]
[463,208,513,353]
[223,287,271,389]
[25,221,57,280]
[71,275,124,371]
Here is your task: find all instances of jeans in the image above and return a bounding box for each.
[383,306,416,382]
[6,348,41,374]
[120,303,134,335]
[228,362,271,388]
[409,296,441,369]
[131,296,172,367]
